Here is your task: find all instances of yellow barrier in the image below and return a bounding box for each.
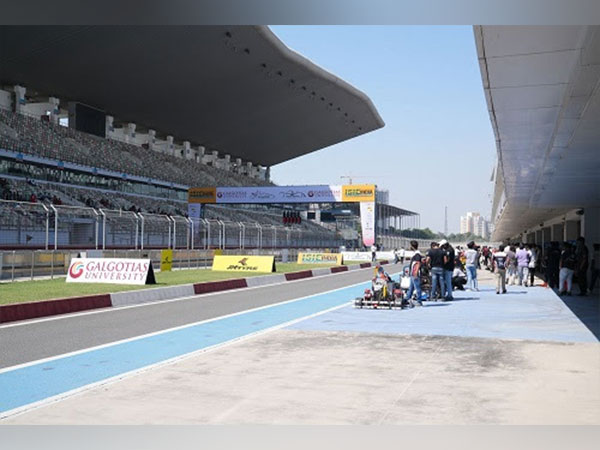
[212,255,275,273]
[297,252,343,265]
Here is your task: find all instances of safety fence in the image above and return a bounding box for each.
[0,248,310,281]
[0,200,345,251]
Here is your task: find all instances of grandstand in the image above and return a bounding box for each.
[0,25,395,252]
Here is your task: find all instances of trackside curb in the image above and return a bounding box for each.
[0,262,388,324]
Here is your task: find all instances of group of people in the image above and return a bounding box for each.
[489,237,592,296]
[404,239,480,306]
[401,236,597,301]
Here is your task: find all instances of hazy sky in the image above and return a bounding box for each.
[269,26,496,234]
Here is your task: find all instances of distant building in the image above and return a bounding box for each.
[460,211,491,239]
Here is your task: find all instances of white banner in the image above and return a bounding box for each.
[66,258,156,285]
[360,201,376,247]
[341,251,372,262]
[215,185,343,204]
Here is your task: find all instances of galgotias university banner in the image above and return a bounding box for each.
[66,258,156,285]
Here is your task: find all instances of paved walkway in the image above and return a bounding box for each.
[2,270,599,424]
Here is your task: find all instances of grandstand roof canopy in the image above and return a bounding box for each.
[0,26,384,167]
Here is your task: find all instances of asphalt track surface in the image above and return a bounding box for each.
[0,265,398,369]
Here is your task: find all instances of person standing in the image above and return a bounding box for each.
[492,246,508,294]
[440,239,455,301]
[575,236,589,296]
[559,242,576,296]
[506,245,518,285]
[528,243,538,287]
[371,243,377,263]
[464,241,479,291]
[516,244,531,287]
[426,241,447,301]
[404,240,423,307]
[545,241,561,288]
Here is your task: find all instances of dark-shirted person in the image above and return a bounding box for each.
[426,241,446,301]
[440,239,455,301]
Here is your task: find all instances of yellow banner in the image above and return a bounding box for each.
[160,249,173,272]
[188,187,216,204]
[341,184,376,202]
[297,252,343,265]
[212,255,275,273]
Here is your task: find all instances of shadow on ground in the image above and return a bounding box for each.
[559,291,600,340]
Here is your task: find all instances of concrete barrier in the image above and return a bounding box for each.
[193,278,248,295]
[245,274,286,287]
[284,270,314,281]
[311,267,332,277]
[0,294,112,324]
[330,266,349,273]
[111,284,195,307]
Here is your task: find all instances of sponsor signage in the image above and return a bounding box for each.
[297,252,343,265]
[66,258,156,285]
[212,255,275,273]
[341,251,372,262]
[160,249,173,272]
[360,201,376,247]
[188,184,376,205]
[188,187,216,204]
[342,184,376,203]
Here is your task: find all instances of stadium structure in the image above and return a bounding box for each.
[476,26,600,249]
[0,26,419,255]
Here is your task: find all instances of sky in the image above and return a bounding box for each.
[269,26,496,234]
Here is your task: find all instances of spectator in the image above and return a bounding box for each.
[492,246,508,294]
[516,243,531,287]
[575,237,589,296]
[528,243,538,287]
[371,243,377,263]
[465,241,479,291]
[426,241,447,301]
[545,241,561,288]
[29,193,37,203]
[404,240,423,306]
[506,245,518,286]
[452,265,467,291]
[559,242,576,296]
[440,239,455,301]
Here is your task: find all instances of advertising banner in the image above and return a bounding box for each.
[297,252,343,265]
[213,185,343,204]
[188,184,376,205]
[212,255,275,273]
[360,201,376,247]
[160,249,173,272]
[66,258,156,285]
[188,187,216,204]
[341,184,376,203]
[341,251,372,262]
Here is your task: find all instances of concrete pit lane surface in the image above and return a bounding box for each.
[1,268,598,424]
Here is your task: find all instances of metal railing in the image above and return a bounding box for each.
[1,200,345,251]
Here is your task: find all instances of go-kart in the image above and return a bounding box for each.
[354,276,408,309]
